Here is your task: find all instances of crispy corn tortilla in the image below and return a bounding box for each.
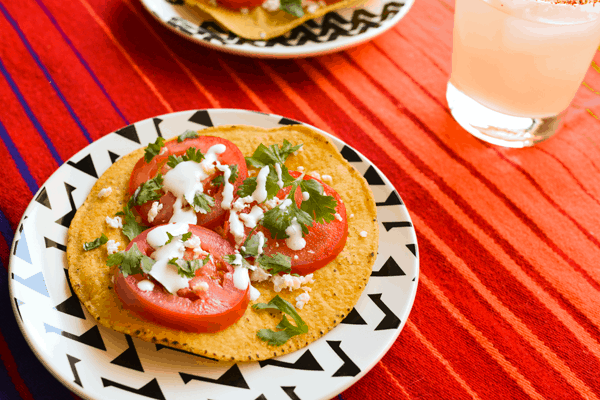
[184,0,366,40]
[67,125,378,361]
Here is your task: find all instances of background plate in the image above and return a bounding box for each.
[9,109,419,400]
[139,0,415,58]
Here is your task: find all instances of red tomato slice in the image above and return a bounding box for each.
[114,224,250,333]
[229,171,348,275]
[129,136,248,229]
[217,0,263,10]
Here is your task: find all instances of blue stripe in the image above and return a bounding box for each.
[0,119,39,195]
[0,56,63,167]
[33,0,130,126]
[338,394,345,400]
[0,272,76,400]
[0,2,93,144]
[0,208,15,250]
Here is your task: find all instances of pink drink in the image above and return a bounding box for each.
[450,0,600,119]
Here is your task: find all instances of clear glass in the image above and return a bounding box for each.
[447,0,600,147]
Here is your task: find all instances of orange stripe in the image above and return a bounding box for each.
[344,43,600,280]
[257,61,334,133]
[419,272,546,400]
[121,0,220,108]
[587,108,600,120]
[296,57,600,343]
[415,214,599,400]
[76,0,173,113]
[582,82,600,96]
[406,321,482,400]
[218,60,271,113]
[378,360,412,400]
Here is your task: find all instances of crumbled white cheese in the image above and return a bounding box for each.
[307,3,318,13]
[321,174,332,183]
[310,171,321,180]
[184,234,201,248]
[159,147,168,155]
[296,292,310,309]
[147,201,163,223]
[271,273,314,292]
[302,191,310,201]
[263,196,283,210]
[106,216,123,229]
[297,166,305,172]
[98,187,112,198]
[240,7,249,14]
[335,213,342,222]
[260,31,266,39]
[137,280,155,292]
[239,205,264,228]
[360,231,368,237]
[106,240,120,255]
[249,285,261,301]
[193,281,209,292]
[250,267,271,282]
[294,255,299,260]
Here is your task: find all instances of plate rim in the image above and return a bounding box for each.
[138,0,416,58]
[8,108,419,400]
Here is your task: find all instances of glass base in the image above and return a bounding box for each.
[446,82,565,148]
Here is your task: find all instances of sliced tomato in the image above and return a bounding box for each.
[114,224,249,333]
[229,171,348,275]
[216,0,263,10]
[128,136,248,229]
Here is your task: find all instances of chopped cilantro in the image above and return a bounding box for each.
[239,231,265,258]
[134,174,164,206]
[252,295,308,346]
[167,147,205,168]
[245,140,302,169]
[262,184,312,239]
[181,232,192,242]
[279,0,304,17]
[144,137,165,163]
[177,130,199,142]
[212,165,239,187]
[299,179,337,224]
[116,198,148,240]
[193,192,215,214]
[224,254,252,269]
[257,253,291,275]
[106,243,155,277]
[236,166,293,201]
[168,256,209,279]
[83,233,108,251]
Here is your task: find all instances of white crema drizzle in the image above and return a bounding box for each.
[146,223,191,294]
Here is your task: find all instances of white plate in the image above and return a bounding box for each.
[9,109,419,400]
[139,0,415,58]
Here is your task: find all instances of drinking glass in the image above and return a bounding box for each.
[447,0,600,148]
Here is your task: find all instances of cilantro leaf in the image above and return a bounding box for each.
[83,233,108,251]
[279,0,304,17]
[107,243,155,277]
[181,232,192,242]
[237,177,257,198]
[224,254,252,269]
[245,140,302,169]
[165,232,175,245]
[134,174,164,206]
[262,185,312,239]
[240,231,265,258]
[144,137,165,163]
[168,257,207,279]
[257,253,291,275]
[299,179,337,224]
[212,165,239,187]
[167,147,205,168]
[236,165,293,201]
[116,198,148,240]
[177,130,199,142]
[193,192,215,214]
[252,295,308,346]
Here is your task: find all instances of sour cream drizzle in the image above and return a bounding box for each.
[161,144,227,224]
[147,223,191,294]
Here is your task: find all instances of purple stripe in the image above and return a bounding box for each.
[0,2,93,144]
[0,349,23,400]
[32,0,129,126]
[0,118,39,194]
[0,208,15,249]
[0,55,63,167]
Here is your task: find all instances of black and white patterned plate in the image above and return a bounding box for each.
[9,109,419,400]
[139,0,415,58]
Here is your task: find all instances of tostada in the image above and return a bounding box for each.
[67,124,378,361]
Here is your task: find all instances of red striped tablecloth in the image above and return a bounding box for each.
[2,0,600,399]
